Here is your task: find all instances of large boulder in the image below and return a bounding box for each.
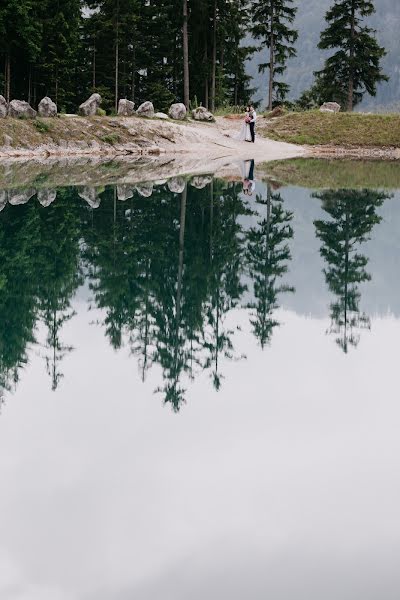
[0,95,7,118]
[38,96,57,117]
[136,101,155,118]
[190,175,213,189]
[8,188,36,205]
[117,185,135,201]
[78,187,101,208]
[78,93,102,117]
[0,190,7,211]
[135,182,154,198]
[8,100,37,119]
[192,106,215,122]
[118,99,135,116]
[167,177,186,194]
[37,189,57,207]
[320,102,341,113]
[169,103,187,120]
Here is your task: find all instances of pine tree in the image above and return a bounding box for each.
[314,188,387,352]
[251,0,298,111]
[246,183,294,348]
[316,0,388,111]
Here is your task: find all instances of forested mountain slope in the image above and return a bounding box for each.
[248,0,400,110]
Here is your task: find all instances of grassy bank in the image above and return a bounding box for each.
[261,158,400,189]
[260,111,400,147]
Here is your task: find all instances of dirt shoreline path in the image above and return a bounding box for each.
[0,115,306,165]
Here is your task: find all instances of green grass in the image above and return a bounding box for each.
[100,133,121,145]
[33,119,52,133]
[261,158,400,189]
[261,111,400,147]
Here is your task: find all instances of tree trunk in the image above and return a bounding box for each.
[347,2,355,112]
[211,0,217,112]
[204,34,209,108]
[183,0,190,108]
[115,0,120,112]
[5,53,11,103]
[93,32,96,90]
[268,1,275,112]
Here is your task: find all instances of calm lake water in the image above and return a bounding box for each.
[1,160,400,599]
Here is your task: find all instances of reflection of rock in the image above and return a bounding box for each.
[38,96,57,117]
[190,175,213,189]
[117,185,135,201]
[192,106,215,122]
[0,190,7,211]
[136,101,155,118]
[78,187,101,208]
[118,99,135,116]
[8,100,37,118]
[135,182,154,197]
[169,103,186,120]
[37,189,57,207]
[167,177,186,193]
[78,94,102,117]
[8,188,36,205]
[0,95,8,118]
[154,179,168,185]
[154,112,169,120]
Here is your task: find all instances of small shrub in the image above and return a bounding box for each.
[96,108,106,117]
[33,119,51,133]
[100,133,121,145]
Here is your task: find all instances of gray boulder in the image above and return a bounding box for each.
[78,187,101,208]
[37,189,57,207]
[135,182,154,197]
[0,190,7,211]
[8,188,36,205]
[117,185,135,201]
[190,175,213,189]
[0,95,7,118]
[192,106,215,122]
[136,101,155,118]
[169,103,187,120]
[8,100,37,119]
[320,102,341,113]
[118,99,135,116]
[78,93,102,117]
[38,96,57,117]
[154,112,169,120]
[167,177,186,194]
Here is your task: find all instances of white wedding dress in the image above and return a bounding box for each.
[234,116,252,142]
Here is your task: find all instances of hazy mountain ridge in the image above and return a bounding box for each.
[248,0,400,110]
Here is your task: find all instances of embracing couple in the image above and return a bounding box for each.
[234,105,257,143]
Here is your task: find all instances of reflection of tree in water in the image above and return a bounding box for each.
[202,180,248,391]
[314,189,386,353]
[246,184,294,348]
[35,190,83,389]
[0,203,40,392]
[85,179,248,410]
[0,191,83,393]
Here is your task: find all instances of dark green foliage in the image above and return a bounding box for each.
[246,183,294,348]
[251,0,298,109]
[314,0,388,111]
[314,188,387,352]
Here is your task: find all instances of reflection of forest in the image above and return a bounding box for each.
[314,189,387,353]
[0,180,388,408]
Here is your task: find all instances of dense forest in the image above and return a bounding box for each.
[0,0,394,113]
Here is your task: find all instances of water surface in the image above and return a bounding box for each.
[1,160,400,599]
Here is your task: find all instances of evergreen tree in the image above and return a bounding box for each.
[315,0,388,111]
[246,183,294,348]
[251,0,298,110]
[314,188,387,352]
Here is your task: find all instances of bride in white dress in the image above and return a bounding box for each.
[234,106,252,142]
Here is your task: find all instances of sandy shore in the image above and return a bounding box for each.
[0,114,306,164]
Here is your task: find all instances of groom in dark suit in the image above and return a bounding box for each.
[249,105,257,143]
